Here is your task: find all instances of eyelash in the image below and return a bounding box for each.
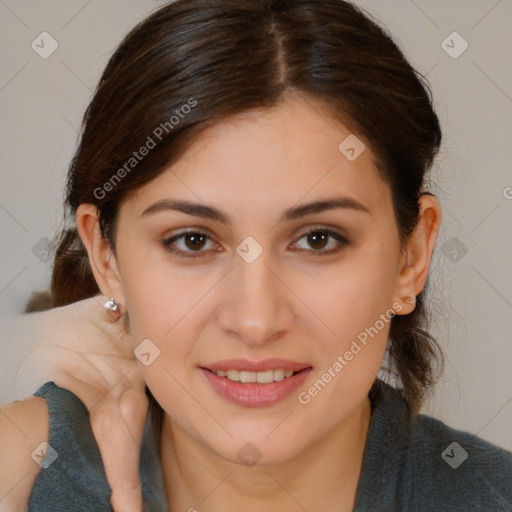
[161,228,349,259]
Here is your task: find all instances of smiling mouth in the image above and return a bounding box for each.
[206,368,300,384]
[200,364,313,407]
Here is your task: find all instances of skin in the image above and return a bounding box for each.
[77,90,441,511]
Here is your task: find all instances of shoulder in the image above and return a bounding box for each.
[406,410,512,508]
[2,382,114,511]
[367,380,512,509]
[22,381,114,511]
[0,394,49,511]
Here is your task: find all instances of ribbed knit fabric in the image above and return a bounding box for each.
[353,380,512,511]
[27,380,512,511]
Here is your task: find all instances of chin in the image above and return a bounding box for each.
[204,427,307,468]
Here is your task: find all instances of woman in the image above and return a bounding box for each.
[1,0,510,510]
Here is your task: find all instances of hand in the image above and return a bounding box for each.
[15,295,147,512]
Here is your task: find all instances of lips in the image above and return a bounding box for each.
[200,359,312,407]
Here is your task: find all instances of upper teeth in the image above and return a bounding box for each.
[214,369,295,383]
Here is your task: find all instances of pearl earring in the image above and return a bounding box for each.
[103,297,121,312]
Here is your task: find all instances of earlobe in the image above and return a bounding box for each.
[394,194,442,315]
[76,204,125,307]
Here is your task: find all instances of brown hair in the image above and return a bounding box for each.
[51,0,443,413]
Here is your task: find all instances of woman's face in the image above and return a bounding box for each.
[113,92,406,465]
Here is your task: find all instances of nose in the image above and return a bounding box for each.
[215,250,293,347]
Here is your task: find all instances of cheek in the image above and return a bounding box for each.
[299,240,398,402]
[122,272,202,431]
[307,241,399,342]
[118,247,207,342]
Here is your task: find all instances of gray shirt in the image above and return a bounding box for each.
[27,379,512,511]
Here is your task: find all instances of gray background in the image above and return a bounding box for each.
[0,1,511,451]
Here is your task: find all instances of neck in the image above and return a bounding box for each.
[160,396,373,512]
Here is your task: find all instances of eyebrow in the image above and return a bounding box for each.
[141,196,371,225]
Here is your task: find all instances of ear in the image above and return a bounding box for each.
[76,204,126,310]
[394,194,442,315]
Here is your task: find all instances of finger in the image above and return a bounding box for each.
[90,388,149,512]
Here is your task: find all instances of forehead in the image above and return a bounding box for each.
[124,93,392,219]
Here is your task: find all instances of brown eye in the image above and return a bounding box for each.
[182,233,208,250]
[162,231,218,258]
[306,232,329,250]
[292,229,349,256]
